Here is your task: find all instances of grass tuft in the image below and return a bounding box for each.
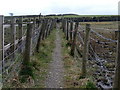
[19,65,34,83]
[86,81,97,89]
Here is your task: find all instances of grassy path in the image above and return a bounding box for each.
[45,24,64,88]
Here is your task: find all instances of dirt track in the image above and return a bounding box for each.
[45,24,64,88]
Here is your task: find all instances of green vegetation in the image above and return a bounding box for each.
[43,15,118,19]
[30,29,56,88]
[63,15,118,18]
[60,28,96,88]
[86,81,96,89]
[3,29,56,88]
[19,65,34,83]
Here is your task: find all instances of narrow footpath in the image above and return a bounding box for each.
[45,24,64,88]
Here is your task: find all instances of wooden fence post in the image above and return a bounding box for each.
[10,16,16,59]
[70,22,79,56]
[33,16,36,29]
[62,19,65,33]
[42,19,48,40]
[70,21,73,41]
[81,24,91,77]
[23,24,33,65]
[18,16,23,53]
[113,22,120,89]
[36,20,44,53]
[66,21,69,40]
[48,19,52,35]
[38,13,41,27]
[62,19,65,32]
[46,19,52,37]
[30,17,36,55]
[45,19,49,38]
[0,15,4,88]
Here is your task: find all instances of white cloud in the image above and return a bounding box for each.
[0,0,119,15]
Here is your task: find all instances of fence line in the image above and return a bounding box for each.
[62,18,117,89]
[0,15,57,84]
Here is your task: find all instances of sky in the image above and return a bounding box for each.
[0,0,119,16]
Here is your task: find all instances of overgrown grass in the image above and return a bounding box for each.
[30,29,56,88]
[60,29,97,88]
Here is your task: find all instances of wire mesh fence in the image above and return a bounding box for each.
[0,15,56,86]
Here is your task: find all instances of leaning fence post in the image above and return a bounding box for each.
[81,24,91,77]
[0,15,4,89]
[70,21,79,56]
[23,24,33,65]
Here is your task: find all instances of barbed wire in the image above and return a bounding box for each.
[76,27,115,87]
[92,27,118,31]
[90,37,117,44]
[91,29,117,42]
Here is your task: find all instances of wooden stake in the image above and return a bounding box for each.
[66,21,69,40]
[10,16,16,60]
[81,24,91,77]
[70,22,79,56]
[18,16,23,53]
[0,16,4,87]
[23,24,33,65]
[113,22,120,89]
[70,21,73,41]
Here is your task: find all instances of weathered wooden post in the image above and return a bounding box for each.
[66,20,69,40]
[10,16,16,60]
[70,22,79,56]
[30,16,36,55]
[70,21,73,41]
[33,16,36,30]
[23,24,33,65]
[81,24,91,77]
[46,19,52,37]
[42,19,48,40]
[113,21,120,89]
[48,19,52,35]
[36,20,44,53]
[38,13,41,27]
[62,19,64,32]
[18,16,23,53]
[0,15,4,88]
[45,19,49,38]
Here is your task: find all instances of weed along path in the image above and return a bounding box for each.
[45,25,64,88]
